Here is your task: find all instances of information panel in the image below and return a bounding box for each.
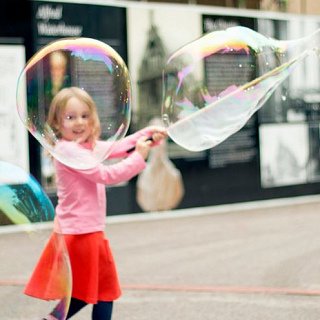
[0,44,29,173]
[30,1,127,191]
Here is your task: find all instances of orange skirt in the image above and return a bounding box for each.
[24,231,122,304]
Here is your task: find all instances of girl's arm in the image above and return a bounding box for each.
[104,126,166,159]
[75,150,146,186]
[54,136,154,185]
[75,135,155,185]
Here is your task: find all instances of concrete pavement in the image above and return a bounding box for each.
[1,195,320,319]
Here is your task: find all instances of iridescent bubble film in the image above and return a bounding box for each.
[0,161,71,319]
[162,26,320,151]
[17,38,131,169]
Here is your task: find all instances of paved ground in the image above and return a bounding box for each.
[1,196,320,319]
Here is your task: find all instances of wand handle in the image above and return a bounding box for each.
[126,137,153,153]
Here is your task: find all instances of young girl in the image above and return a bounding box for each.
[24,87,167,320]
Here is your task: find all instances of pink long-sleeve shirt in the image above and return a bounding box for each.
[53,127,154,234]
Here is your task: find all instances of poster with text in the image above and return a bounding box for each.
[31,1,127,190]
[0,45,29,174]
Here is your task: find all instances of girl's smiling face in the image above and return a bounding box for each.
[58,96,92,143]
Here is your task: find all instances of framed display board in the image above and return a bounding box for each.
[0,43,29,174]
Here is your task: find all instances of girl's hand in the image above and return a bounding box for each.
[136,136,153,160]
[149,126,168,143]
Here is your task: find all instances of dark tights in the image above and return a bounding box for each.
[51,297,113,320]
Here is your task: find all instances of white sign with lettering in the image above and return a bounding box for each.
[0,45,29,173]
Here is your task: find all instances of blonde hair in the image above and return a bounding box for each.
[47,87,101,145]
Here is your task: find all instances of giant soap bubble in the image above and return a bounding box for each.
[0,161,71,319]
[16,38,131,169]
[162,26,320,151]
